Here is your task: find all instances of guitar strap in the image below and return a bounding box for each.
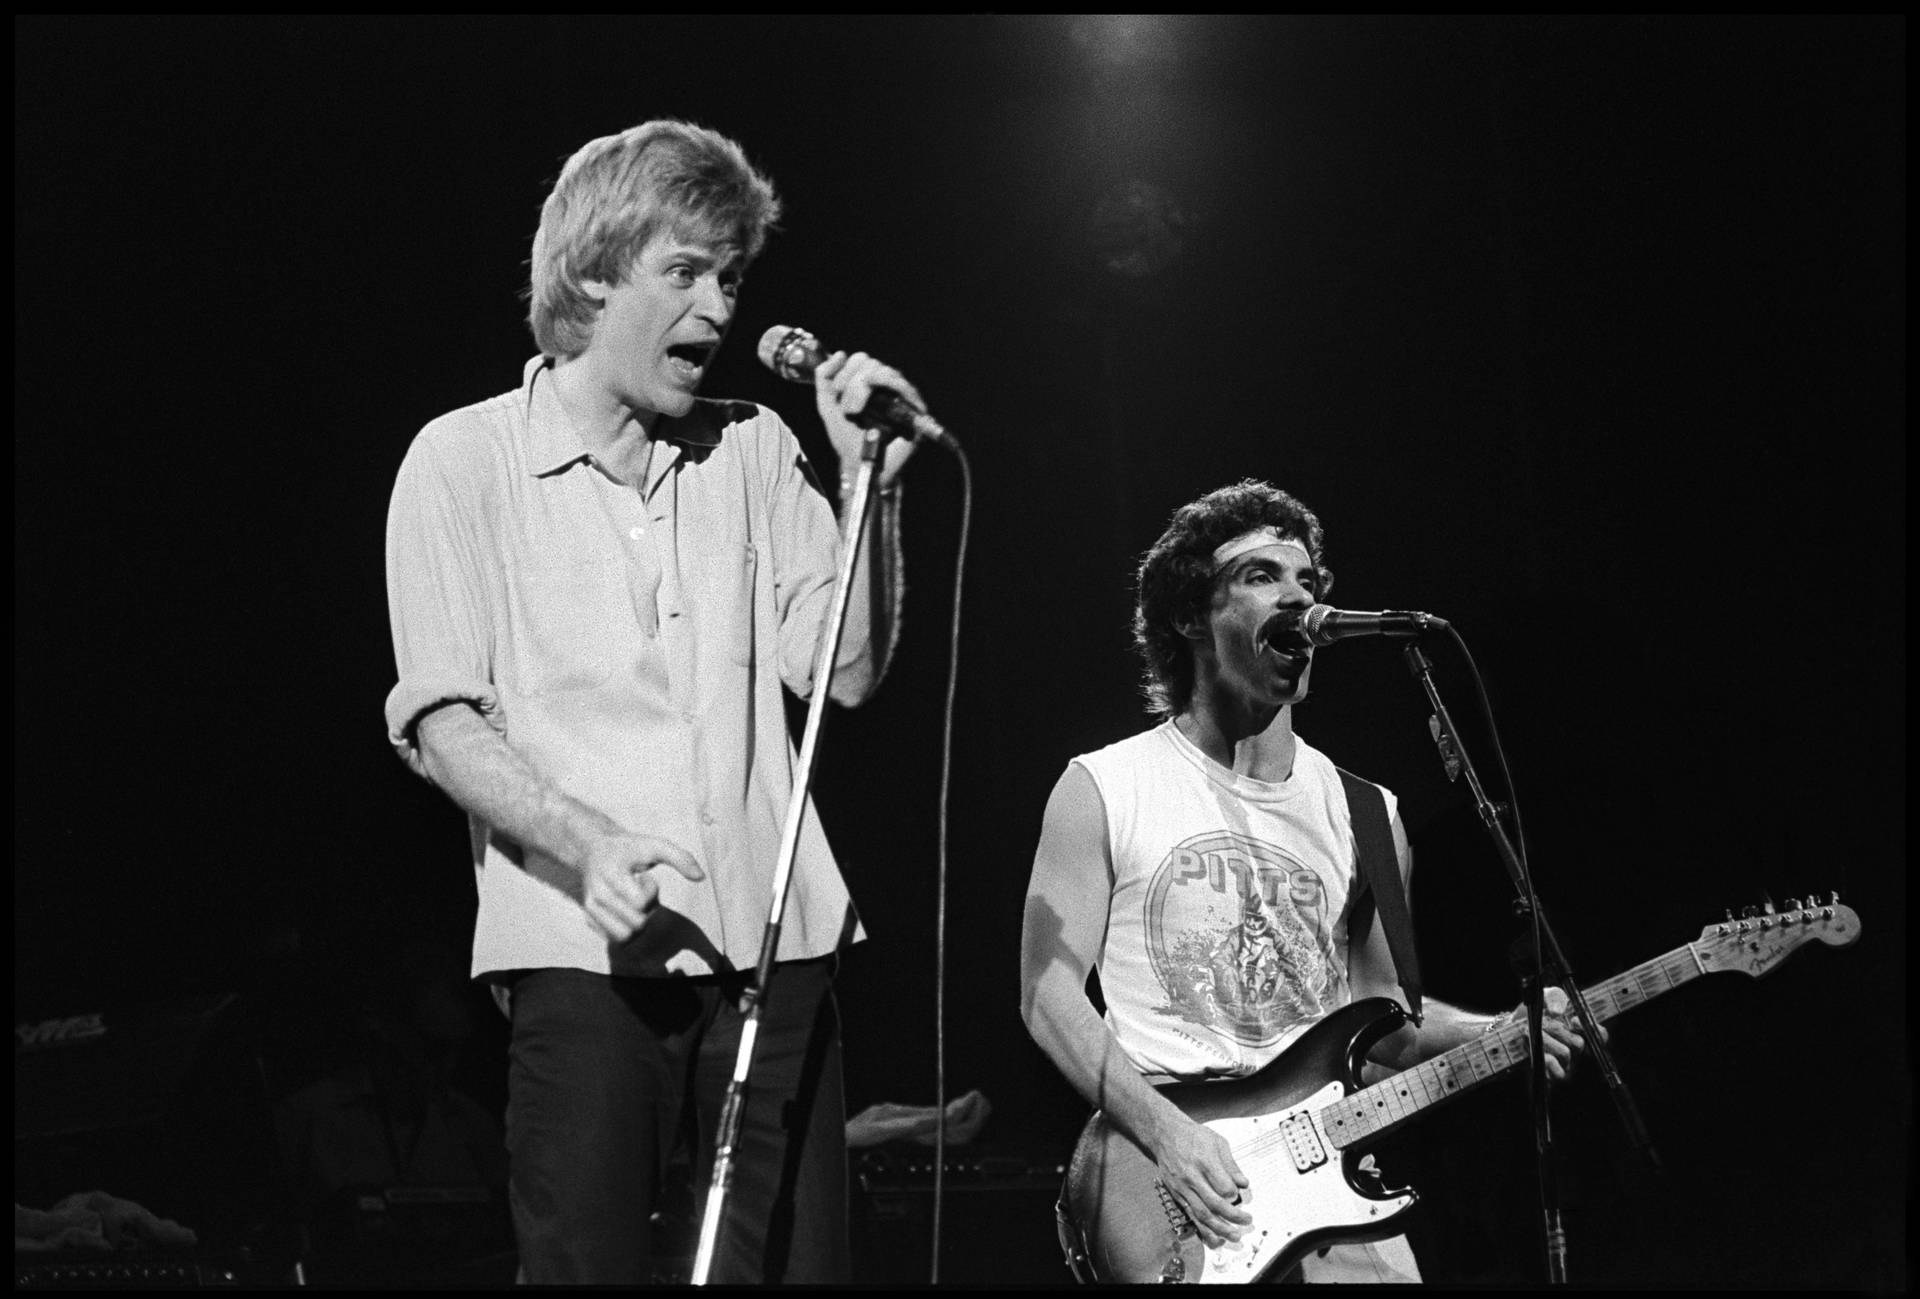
[1337,768,1424,1024]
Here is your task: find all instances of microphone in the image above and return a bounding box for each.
[1262,605,1451,649]
[756,325,951,446]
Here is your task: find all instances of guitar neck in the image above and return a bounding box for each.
[1320,941,1706,1150]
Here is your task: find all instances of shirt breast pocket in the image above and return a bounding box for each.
[688,542,759,670]
[513,557,628,695]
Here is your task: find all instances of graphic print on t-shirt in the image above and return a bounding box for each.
[1143,831,1341,1047]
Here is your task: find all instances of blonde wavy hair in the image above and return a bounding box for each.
[526,120,782,358]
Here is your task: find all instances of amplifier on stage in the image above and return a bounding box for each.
[851,1148,1073,1285]
[15,994,299,1286]
[14,1249,277,1290]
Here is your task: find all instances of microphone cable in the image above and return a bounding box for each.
[759,326,969,1280]
[1438,623,1530,874]
[928,436,972,1283]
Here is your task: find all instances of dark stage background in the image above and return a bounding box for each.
[15,15,1905,1289]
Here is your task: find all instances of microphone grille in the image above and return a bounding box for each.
[1302,604,1335,647]
[756,325,818,381]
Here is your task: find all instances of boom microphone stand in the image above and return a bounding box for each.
[687,423,895,1286]
[1403,632,1657,1284]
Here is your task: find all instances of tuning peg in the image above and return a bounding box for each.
[1740,905,1758,920]
[1762,898,1776,915]
[1724,908,1736,923]
[1828,890,1841,905]
[1786,897,1802,911]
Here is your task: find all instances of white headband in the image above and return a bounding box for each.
[1210,528,1308,573]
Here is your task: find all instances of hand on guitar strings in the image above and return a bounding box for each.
[1485,985,1606,1083]
[1153,1111,1253,1247]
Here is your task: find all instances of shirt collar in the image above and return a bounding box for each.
[522,355,721,478]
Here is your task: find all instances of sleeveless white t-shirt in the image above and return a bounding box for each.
[1075,720,1400,1081]
[1074,721,1423,1282]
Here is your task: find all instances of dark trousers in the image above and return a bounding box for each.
[502,958,848,1284]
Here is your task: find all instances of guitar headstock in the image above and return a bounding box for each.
[1693,893,1861,978]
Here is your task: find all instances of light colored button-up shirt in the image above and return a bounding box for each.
[384,357,891,978]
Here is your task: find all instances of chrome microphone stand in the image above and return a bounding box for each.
[1403,634,1656,1285]
[688,423,893,1286]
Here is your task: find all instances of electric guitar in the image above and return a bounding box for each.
[1058,896,1861,1284]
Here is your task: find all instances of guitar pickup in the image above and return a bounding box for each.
[1281,1113,1329,1172]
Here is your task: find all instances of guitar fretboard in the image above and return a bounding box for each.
[1317,942,1703,1149]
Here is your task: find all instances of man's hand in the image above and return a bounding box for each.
[1490,985,1605,1082]
[1151,1112,1253,1248]
[811,350,920,490]
[579,833,704,943]
[843,1089,993,1150]
[932,1087,992,1146]
[16,1192,197,1253]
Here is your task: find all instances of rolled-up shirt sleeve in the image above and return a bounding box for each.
[384,428,504,778]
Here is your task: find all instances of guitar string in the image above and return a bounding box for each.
[1230,945,1706,1164]
[1194,918,1834,1210]
[1332,944,1727,1146]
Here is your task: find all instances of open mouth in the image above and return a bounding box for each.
[1262,632,1311,674]
[665,342,716,375]
[1272,646,1310,675]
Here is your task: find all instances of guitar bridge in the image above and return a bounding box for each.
[1148,1181,1194,1283]
[1152,1179,1196,1239]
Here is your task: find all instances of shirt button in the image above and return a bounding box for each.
[629,526,645,540]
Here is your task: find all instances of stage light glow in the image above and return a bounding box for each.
[1067,14,1183,72]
